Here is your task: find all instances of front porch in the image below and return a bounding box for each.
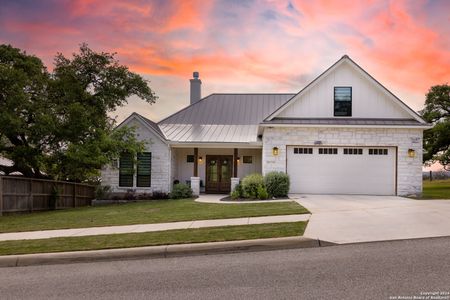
[171,147,262,194]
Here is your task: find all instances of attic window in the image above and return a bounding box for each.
[334,87,352,117]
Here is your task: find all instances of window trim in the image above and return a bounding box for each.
[118,152,153,188]
[243,156,253,164]
[369,148,389,156]
[334,86,352,117]
[293,147,313,154]
[318,148,338,155]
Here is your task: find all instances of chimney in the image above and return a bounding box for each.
[190,71,201,105]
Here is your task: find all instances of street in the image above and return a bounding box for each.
[1,237,449,300]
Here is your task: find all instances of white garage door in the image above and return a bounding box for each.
[287,146,396,195]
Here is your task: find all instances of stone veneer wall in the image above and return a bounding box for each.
[262,127,423,196]
[101,118,170,194]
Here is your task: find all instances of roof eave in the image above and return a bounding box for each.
[259,123,433,129]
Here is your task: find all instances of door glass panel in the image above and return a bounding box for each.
[208,160,218,182]
[221,159,231,182]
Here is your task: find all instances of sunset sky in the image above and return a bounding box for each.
[0,0,449,125]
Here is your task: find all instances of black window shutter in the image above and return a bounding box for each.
[137,152,152,187]
[119,153,134,187]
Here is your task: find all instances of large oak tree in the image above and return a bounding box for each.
[0,44,157,181]
[422,84,450,170]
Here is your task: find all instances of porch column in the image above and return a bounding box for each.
[233,148,238,178]
[191,147,200,196]
[193,147,198,177]
[231,148,239,192]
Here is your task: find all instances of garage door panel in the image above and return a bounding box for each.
[287,146,396,195]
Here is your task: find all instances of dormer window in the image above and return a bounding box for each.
[334,87,352,117]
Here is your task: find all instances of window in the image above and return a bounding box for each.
[343,148,363,155]
[243,156,253,164]
[186,155,194,163]
[369,148,388,155]
[334,87,352,117]
[137,152,152,187]
[293,147,313,154]
[119,153,134,187]
[318,148,338,155]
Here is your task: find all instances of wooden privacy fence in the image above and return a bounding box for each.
[0,176,95,215]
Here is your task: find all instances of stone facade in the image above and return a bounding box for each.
[262,127,423,196]
[101,118,171,195]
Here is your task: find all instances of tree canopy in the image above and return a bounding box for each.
[0,43,157,181]
[422,84,450,170]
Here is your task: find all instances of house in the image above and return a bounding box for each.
[101,55,431,197]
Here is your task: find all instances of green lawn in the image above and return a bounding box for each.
[0,222,306,256]
[0,199,308,233]
[421,179,450,199]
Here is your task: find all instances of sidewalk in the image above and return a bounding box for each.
[0,214,310,242]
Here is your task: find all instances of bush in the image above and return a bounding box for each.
[264,171,290,197]
[170,183,193,199]
[230,184,243,200]
[241,173,264,199]
[95,185,111,199]
[124,189,136,200]
[151,191,170,200]
[257,185,269,200]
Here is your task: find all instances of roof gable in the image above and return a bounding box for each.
[116,113,167,143]
[266,55,426,123]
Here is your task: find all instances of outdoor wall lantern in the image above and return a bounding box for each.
[236,157,240,163]
[407,149,416,158]
[272,147,279,156]
[198,156,203,163]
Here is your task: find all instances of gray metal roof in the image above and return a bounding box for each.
[262,118,427,126]
[158,94,294,143]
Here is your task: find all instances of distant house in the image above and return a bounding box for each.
[101,56,431,196]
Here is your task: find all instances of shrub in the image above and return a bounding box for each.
[257,185,269,200]
[136,193,152,200]
[171,183,193,199]
[241,173,264,199]
[230,184,243,200]
[264,171,290,197]
[151,191,170,200]
[124,189,136,200]
[95,185,111,199]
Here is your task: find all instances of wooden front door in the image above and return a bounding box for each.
[205,155,233,193]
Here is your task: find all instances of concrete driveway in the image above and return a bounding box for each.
[291,194,450,244]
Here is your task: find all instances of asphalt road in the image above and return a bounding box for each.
[1,237,449,300]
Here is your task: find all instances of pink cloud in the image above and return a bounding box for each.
[0,0,448,119]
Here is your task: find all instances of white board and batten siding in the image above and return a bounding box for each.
[286,146,396,195]
[277,62,412,119]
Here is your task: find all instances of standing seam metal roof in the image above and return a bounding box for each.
[158,94,295,143]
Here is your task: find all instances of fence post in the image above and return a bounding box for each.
[0,176,3,216]
[430,170,432,181]
[73,184,76,208]
[28,179,33,212]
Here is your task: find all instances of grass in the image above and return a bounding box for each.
[420,179,450,199]
[0,199,308,233]
[0,222,306,256]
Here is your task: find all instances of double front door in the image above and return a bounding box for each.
[205,155,233,193]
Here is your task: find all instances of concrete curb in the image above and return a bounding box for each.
[0,236,334,268]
